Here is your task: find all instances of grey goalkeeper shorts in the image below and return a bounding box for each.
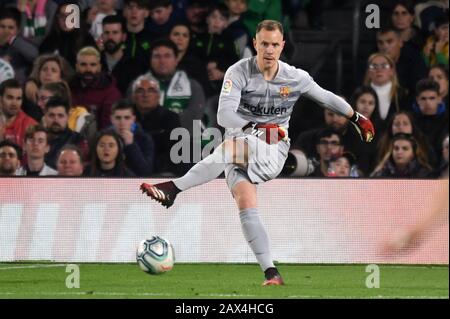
[224,134,290,191]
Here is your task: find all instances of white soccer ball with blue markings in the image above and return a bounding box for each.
[136,236,175,275]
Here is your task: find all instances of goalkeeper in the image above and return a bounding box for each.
[140,20,375,286]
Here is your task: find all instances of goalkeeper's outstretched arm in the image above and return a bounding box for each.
[304,83,375,143]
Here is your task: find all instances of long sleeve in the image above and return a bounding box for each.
[303,82,354,118]
[217,64,249,129]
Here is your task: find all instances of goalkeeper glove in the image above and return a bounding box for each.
[243,122,288,144]
[349,111,375,143]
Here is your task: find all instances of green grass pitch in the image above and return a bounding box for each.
[0,263,447,299]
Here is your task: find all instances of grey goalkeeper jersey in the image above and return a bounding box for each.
[217,56,353,131]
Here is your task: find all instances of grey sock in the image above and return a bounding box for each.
[239,208,274,271]
[173,143,233,191]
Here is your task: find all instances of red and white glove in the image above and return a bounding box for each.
[349,111,375,143]
[243,123,288,144]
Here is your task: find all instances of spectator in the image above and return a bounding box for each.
[131,74,182,175]
[293,108,368,175]
[122,0,152,69]
[71,46,122,130]
[422,14,449,67]
[11,0,58,46]
[0,79,38,147]
[350,85,382,174]
[43,96,89,168]
[390,0,424,49]
[0,57,15,84]
[145,0,182,39]
[371,133,432,178]
[363,53,410,122]
[0,8,39,83]
[224,0,251,59]
[35,81,97,145]
[85,0,118,41]
[412,78,448,163]
[243,0,282,38]
[39,0,97,67]
[328,151,359,178]
[16,124,57,176]
[376,27,429,94]
[429,64,449,107]
[414,1,448,37]
[377,110,435,169]
[0,112,6,142]
[310,128,344,177]
[110,99,155,176]
[192,4,239,68]
[193,4,239,97]
[144,39,205,134]
[431,133,449,178]
[169,22,209,94]
[184,0,210,38]
[24,54,74,115]
[56,144,85,176]
[85,129,134,176]
[0,139,21,176]
[99,15,141,95]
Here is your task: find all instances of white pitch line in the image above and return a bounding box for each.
[0,291,447,299]
[0,264,67,270]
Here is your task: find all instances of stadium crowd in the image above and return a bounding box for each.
[0,0,448,178]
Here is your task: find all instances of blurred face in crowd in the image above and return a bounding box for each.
[443,136,449,163]
[254,28,285,72]
[392,113,412,135]
[185,3,209,25]
[0,117,5,141]
[324,109,348,133]
[0,18,19,44]
[0,145,20,175]
[429,67,449,98]
[225,0,247,16]
[58,5,76,32]
[392,139,414,168]
[44,106,68,133]
[40,61,62,84]
[207,9,228,34]
[151,46,178,78]
[150,5,172,25]
[57,149,84,176]
[96,134,119,168]
[123,2,149,28]
[102,23,126,54]
[111,108,136,132]
[377,31,403,62]
[76,54,101,85]
[316,134,343,162]
[1,87,23,118]
[37,89,54,112]
[24,131,49,160]
[435,23,449,42]
[417,90,440,115]
[329,157,351,177]
[170,25,190,54]
[132,79,160,113]
[97,0,116,13]
[368,55,394,86]
[356,93,376,119]
[391,4,414,31]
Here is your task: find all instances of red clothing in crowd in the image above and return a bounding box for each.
[4,111,38,147]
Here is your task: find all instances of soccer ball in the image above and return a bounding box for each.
[136,236,175,275]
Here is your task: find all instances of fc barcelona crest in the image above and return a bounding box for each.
[280,86,290,99]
